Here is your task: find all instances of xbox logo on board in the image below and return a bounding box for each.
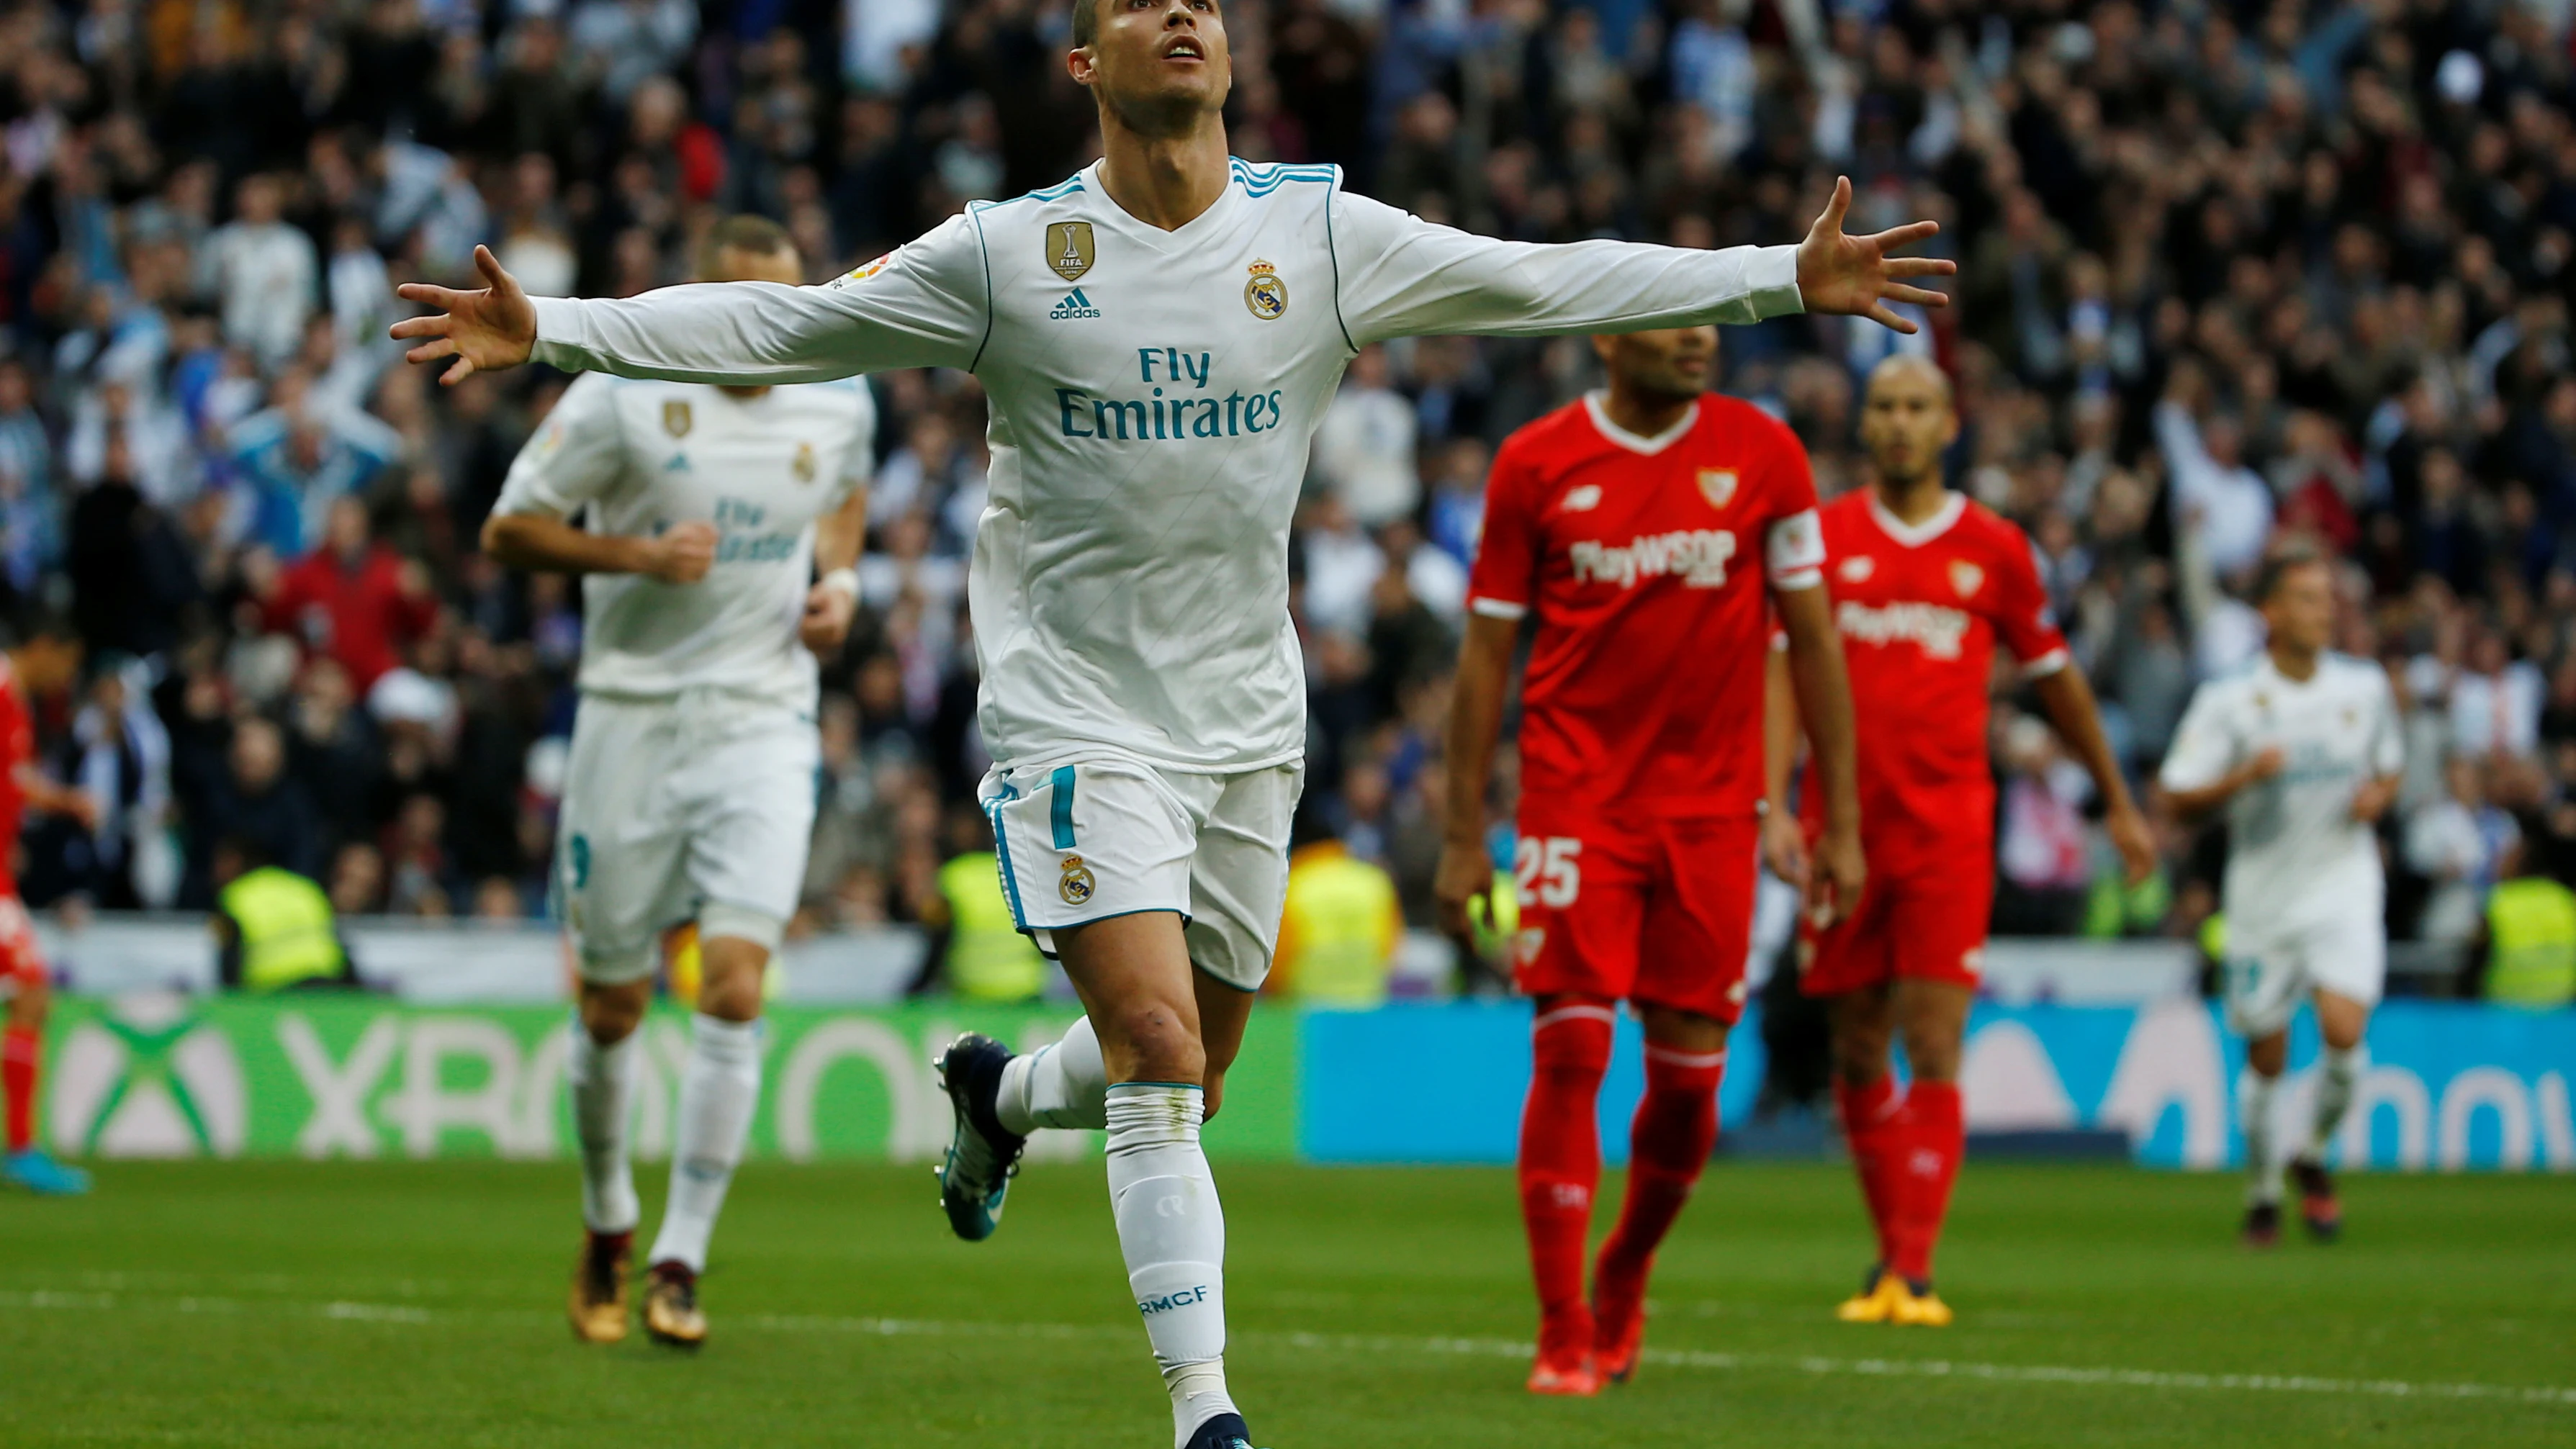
[48,993,249,1157]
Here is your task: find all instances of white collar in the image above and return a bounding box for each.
[1582,392,1699,456]
[1867,488,1967,548]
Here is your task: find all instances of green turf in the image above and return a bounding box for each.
[3,1159,2570,1448]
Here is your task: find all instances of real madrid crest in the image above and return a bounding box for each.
[1244,259,1287,320]
[1697,468,1739,510]
[792,441,817,483]
[1058,854,1096,906]
[1047,222,1096,282]
[1948,559,1983,597]
[662,400,693,438]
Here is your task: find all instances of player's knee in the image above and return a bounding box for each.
[1530,996,1614,1080]
[2244,1032,2289,1078]
[578,983,649,1044]
[1104,1001,1204,1085]
[1903,1032,1963,1083]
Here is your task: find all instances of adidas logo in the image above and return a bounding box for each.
[1049,287,1102,320]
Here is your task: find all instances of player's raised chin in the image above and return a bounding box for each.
[1070,0,1232,119]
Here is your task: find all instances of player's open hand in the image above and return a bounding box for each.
[1433,839,1491,943]
[644,521,719,584]
[1795,176,1956,334]
[1808,823,1867,928]
[801,579,858,656]
[392,245,537,386]
[2106,800,2158,887]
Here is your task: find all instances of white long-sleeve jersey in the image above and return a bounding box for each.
[530,159,1805,773]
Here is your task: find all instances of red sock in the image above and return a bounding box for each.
[1518,1000,1613,1359]
[1835,1076,1903,1266]
[1595,1042,1727,1323]
[1886,1080,1963,1283]
[4,1024,38,1153]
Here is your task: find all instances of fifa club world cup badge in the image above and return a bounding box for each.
[1058,854,1096,906]
[1244,259,1287,320]
[792,441,817,483]
[1048,222,1095,282]
[662,400,693,438]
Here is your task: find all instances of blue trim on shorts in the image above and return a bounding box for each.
[984,781,1030,931]
[1050,764,1078,849]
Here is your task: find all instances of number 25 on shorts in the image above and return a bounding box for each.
[1516,836,1583,908]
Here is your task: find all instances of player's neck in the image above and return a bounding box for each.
[1598,384,1695,442]
[2269,643,2321,682]
[1871,474,1947,525]
[1094,109,1232,231]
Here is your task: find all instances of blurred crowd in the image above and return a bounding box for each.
[2,0,2575,985]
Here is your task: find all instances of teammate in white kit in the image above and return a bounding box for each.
[2156,547,2403,1247]
[395,1,1950,1437]
[482,216,875,1348]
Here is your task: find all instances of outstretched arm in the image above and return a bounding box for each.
[1336,174,1953,345]
[395,224,987,387]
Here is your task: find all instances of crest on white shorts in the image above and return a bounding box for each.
[1058,854,1096,906]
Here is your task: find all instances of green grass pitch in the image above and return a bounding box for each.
[3,1158,2570,1447]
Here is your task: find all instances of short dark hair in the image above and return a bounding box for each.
[696,213,796,278]
[2252,541,2329,605]
[1071,0,1099,48]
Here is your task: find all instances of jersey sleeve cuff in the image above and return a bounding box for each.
[1468,596,1528,620]
[2020,646,2071,680]
[1747,244,1803,319]
[1767,567,1823,592]
[528,296,586,370]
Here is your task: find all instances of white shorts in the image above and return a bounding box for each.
[2223,910,2387,1039]
[557,690,819,983]
[981,754,1303,993]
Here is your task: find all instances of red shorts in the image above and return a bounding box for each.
[0,893,42,994]
[1510,811,1760,1024]
[1799,848,1990,998]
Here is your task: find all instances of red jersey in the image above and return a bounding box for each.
[1468,392,1824,819]
[1809,489,2067,852]
[0,658,31,894]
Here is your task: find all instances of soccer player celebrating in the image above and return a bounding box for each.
[2155,546,2401,1247]
[482,216,875,1348]
[0,618,100,1196]
[1773,356,2153,1326]
[393,0,1949,1436]
[1436,325,1865,1395]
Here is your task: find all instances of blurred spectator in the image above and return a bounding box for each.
[1314,346,1419,528]
[261,497,441,690]
[1271,813,1402,1008]
[199,175,318,370]
[212,837,353,993]
[915,807,1043,1003]
[2407,757,2518,949]
[199,716,325,894]
[2468,823,2576,1008]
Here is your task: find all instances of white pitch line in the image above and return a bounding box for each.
[5,1291,2571,1409]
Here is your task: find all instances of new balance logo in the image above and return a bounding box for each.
[1050,287,1103,320]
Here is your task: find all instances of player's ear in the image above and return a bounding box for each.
[1589,334,1617,368]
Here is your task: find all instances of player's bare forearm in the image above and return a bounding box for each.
[2033,664,2158,883]
[2032,667,2137,816]
[812,489,869,574]
[1763,644,1801,816]
[1442,614,1517,847]
[482,513,652,574]
[1777,585,1857,834]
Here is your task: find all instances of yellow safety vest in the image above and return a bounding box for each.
[2485,877,2576,1008]
[940,852,1045,1003]
[1275,845,1401,1007]
[221,867,345,992]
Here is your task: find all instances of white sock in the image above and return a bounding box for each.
[999,1016,1109,1134]
[569,1021,639,1234]
[2307,1045,2363,1159]
[2240,1068,2282,1205]
[1105,1083,1235,1448]
[648,1014,763,1273]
